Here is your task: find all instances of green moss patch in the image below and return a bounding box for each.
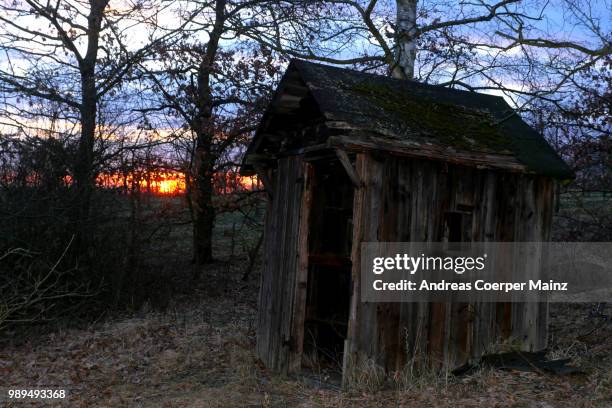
[346,81,514,153]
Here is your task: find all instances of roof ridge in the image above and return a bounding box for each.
[289,58,505,103]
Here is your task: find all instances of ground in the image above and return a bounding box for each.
[1,196,611,407]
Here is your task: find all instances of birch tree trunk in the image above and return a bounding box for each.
[393,0,418,79]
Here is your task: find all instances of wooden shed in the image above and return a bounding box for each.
[241,60,573,381]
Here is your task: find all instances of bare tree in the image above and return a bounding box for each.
[247,0,610,193]
[246,1,609,86]
[0,0,186,250]
[138,0,281,271]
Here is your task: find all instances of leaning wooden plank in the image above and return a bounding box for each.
[335,148,363,188]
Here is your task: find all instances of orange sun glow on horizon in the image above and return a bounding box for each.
[96,171,258,195]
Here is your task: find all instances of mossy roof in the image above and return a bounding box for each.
[246,60,573,179]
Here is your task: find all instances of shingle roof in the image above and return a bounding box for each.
[244,59,574,179]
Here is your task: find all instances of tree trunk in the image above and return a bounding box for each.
[393,0,418,79]
[192,133,215,268]
[73,0,107,252]
[74,73,96,249]
[190,0,226,275]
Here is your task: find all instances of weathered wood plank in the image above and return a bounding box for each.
[256,156,304,373]
[289,162,314,372]
[277,157,304,372]
[256,169,278,365]
[344,153,365,383]
[344,152,384,382]
[328,135,529,173]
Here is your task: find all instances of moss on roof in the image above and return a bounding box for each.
[347,81,514,154]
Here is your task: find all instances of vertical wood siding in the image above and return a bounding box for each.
[347,153,554,374]
[256,156,305,373]
[257,151,555,380]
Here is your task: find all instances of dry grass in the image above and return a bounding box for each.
[1,205,611,407]
[2,285,609,407]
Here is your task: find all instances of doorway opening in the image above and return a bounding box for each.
[301,158,354,376]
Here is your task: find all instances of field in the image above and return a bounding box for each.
[1,195,611,407]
